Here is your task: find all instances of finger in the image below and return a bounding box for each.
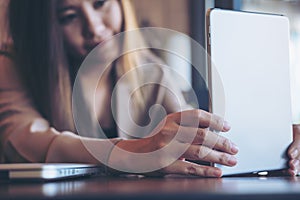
[287,169,298,177]
[162,159,222,177]
[181,144,237,167]
[289,159,300,171]
[288,146,300,159]
[170,110,230,132]
[175,126,238,155]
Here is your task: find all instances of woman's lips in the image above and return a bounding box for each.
[85,31,113,52]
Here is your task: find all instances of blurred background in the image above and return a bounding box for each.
[133,0,300,124]
[240,0,300,124]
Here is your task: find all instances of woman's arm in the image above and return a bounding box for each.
[0,55,118,165]
[0,55,238,177]
[0,55,53,162]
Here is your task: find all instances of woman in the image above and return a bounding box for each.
[0,0,297,176]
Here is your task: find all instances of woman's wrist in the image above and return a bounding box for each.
[106,137,158,175]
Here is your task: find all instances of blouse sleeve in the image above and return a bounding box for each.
[0,55,121,164]
[161,66,194,113]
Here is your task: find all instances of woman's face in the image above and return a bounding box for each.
[57,0,123,60]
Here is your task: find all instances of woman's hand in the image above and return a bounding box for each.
[287,124,300,176]
[109,109,238,177]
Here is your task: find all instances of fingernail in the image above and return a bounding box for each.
[188,166,197,175]
[223,121,231,131]
[228,156,237,165]
[213,170,222,177]
[291,149,299,159]
[231,143,239,154]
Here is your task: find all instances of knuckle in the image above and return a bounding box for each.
[198,146,210,159]
[193,109,202,118]
[213,115,223,129]
[160,123,177,136]
[186,165,197,175]
[202,167,210,177]
[193,146,201,159]
[157,140,166,149]
[183,167,190,175]
[221,138,231,151]
[198,129,208,142]
[218,153,229,164]
[197,109,207,121]
[191,109,204,122]
[156,125,179,149]
[160,127,171,137]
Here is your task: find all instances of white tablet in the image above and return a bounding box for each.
[206,9,293,176]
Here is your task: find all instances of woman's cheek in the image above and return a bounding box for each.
[63,29,85,57]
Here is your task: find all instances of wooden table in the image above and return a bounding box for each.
[1,175,300,199]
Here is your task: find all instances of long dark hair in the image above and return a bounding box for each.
[8,0,74,131]
[8,0,148,135]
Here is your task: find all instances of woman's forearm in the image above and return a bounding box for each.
[46,131,123,168]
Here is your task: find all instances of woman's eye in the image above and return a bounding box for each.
[94,0,106,9]
[59,14,77,25]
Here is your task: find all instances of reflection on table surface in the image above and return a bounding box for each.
[1,175,300,199]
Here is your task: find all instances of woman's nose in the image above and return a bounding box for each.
[82,7,105,39]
